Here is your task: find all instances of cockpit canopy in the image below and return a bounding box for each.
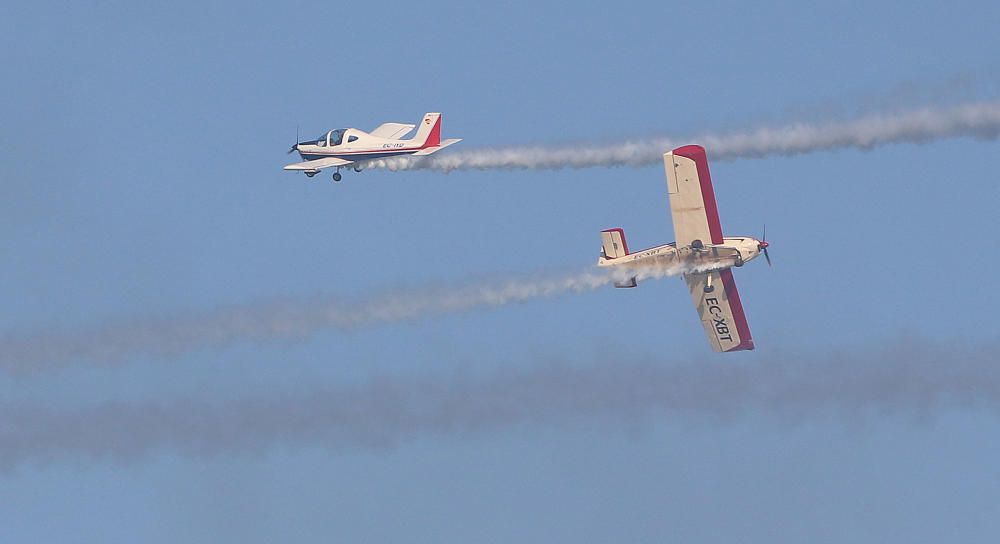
[314,129,346,147]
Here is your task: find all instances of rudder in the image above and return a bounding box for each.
[411,112,442,148]
[601,228,630,259]
[601,228,637,288]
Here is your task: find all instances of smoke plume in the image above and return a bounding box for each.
[0,262,703,373]
[368,99,1000,172]
[1,340,996,468]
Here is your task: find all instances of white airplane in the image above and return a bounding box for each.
[598,144,770,353]
[284,112,461,182]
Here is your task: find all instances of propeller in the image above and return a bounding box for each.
[287,125,299,154]
[758,224,771,267]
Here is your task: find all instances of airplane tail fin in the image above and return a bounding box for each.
[411,112,442,148]
[601,228,630,259]
[600,228,637,288]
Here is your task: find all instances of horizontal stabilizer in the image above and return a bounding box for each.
[370,122,415,139]
[411,138,462,156]
[614,276,637,288]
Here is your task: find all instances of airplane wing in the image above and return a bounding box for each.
[666,145,753,352]
[663,145,724,248]
[283,156,354,171]
[684,269,754,352]
[411,138,462,156]
[370,122,416,140]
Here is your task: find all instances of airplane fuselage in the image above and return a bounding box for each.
[598,236,765,270]
[295,134,427,163]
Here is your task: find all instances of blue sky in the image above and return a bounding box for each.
[2,1,1000,542]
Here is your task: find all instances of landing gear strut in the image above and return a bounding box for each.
[703,273,715,293]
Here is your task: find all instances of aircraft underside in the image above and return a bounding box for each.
[599,237,763,273]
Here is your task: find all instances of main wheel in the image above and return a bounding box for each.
[332,172,342,182]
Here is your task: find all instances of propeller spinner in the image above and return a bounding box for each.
[758,225,771,266]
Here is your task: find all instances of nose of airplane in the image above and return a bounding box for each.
[757,239,771,266]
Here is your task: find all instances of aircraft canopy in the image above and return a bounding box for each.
[315,129,346,147]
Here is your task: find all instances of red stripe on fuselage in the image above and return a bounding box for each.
[671,145,724,245]
[305,147,422,156]
[718,269,754,351]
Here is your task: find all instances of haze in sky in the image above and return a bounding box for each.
[2,2,1000,543]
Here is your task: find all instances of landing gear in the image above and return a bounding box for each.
[332,171,342,183]
[353,166,363,173]
[691,239,704,250]
[305,172,316,178]
[703,273,715,293]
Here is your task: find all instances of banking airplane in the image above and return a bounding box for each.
[598,145,770,353]
[284,112,461,182]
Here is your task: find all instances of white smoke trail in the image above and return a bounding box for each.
[1,340,996,468]
[368,99,1000,172]
[0,261,705,373]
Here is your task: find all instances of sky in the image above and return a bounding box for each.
[2,1,1000,542]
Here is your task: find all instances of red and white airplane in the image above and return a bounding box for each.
[598,145,769,353]
[284,112,461,182]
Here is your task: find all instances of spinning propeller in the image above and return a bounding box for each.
[287,125,300,154]
[758,225,771,266]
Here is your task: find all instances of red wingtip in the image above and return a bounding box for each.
[670,144,723,245]
[671,144,707,160]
